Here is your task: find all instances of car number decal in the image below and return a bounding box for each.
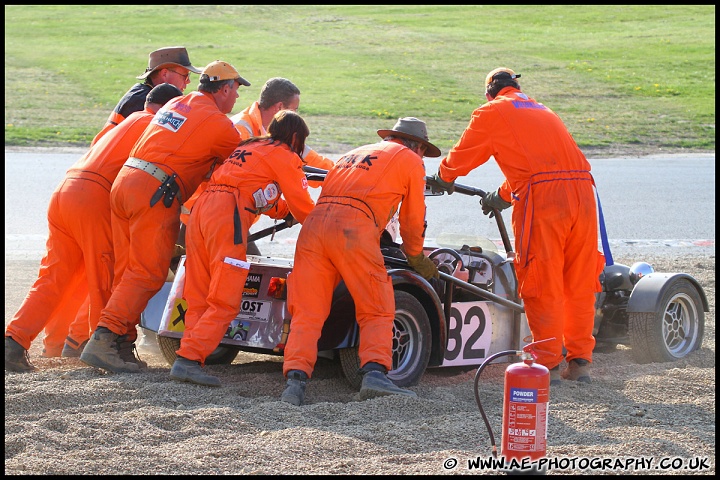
[236,300,271,323]
[442,302,493,366]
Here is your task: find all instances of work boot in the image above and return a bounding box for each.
[116,335,148,369]
[170,356,220,387]
[561,358,592,384]
[61,338,88,358]
[5,336,37,373]
[280,370,308,406]
[358,362,417,400]
[549,365,561,387]
[80,327,140,373]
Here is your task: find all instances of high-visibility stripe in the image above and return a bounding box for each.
[234,119,253,138]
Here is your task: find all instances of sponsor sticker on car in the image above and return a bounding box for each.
[237,300,271,323]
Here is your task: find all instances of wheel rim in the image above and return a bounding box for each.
[663,292,700,358]
[391,308,420,374]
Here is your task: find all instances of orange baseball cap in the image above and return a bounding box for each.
[200,60,251,86]
[484,67,521,87]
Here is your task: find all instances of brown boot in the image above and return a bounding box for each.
[5,336,37,373]
[561,358,591,383]
[116,335,148,369]
[80,327,140,373]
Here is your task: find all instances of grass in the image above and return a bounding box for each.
[4,5,715,155]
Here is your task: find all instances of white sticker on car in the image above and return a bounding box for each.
[236,300,271,323]
[441,302,493,366]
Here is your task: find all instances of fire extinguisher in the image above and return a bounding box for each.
[473,338,553,474]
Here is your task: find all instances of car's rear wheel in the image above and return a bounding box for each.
[339,290,432,389]
[628,278,704,363]
[157,335,240,366]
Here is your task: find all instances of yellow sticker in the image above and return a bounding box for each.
[168,298,188,332]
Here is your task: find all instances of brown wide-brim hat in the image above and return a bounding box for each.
[136,46,203,80]
[377,117,441,157]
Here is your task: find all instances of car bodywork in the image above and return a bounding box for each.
[140,174,708,388]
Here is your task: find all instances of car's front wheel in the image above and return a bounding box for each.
[628,278,705,363]
[339,290,432,389]
[157,335,240,366]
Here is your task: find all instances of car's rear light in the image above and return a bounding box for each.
[267,277,287,299]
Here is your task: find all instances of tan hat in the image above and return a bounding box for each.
[199,60,251,86]
[377,117,441,157]
[136,46,202,80]
[484,67,521,87]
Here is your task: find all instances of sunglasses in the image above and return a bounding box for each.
[167,69,191,81]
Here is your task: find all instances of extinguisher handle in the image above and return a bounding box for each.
[522,337,556,362]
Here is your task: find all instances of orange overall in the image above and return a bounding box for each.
[40,282,88,356]
[177,140,315,364]
[5,108,157,352]
[232,101,334,183]
[438,86,606,369]
[180,101,332,225]
[282,140,428,378]
[97,91,241,338]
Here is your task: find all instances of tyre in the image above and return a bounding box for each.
[339,290,432,389]
[157,335,240,366]
[628,279,705,363]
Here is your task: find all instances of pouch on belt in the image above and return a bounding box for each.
[150,173,181,208]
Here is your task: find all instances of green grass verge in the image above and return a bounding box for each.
[4,5,715,154]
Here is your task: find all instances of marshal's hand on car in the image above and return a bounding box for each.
[481,188,511,218]
[428,173,455,195]
[406,252,439,280]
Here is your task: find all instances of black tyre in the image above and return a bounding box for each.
[339,290,432,389]
[628,279,705,363]
[157,335,240,366]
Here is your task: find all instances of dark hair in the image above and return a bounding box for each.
[241,110,309,156]
[258,77,300,109]
[486,72,521,98]
[146,83,183,106]
[198,79,235,93]
[382,135,422,152]
[146,69,163,87]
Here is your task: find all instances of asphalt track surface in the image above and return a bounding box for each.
[4,150,715,261]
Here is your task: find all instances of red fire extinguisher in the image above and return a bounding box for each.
[473,338,553,473]
[501,341,550,464]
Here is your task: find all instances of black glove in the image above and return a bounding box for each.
[429,173,455,195]
[481,189,511,218]
[406,253,439,280]
[284,213,297,227]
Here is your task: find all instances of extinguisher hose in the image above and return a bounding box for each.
[473,349,519,459]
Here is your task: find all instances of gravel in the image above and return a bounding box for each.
[4,253,714,475]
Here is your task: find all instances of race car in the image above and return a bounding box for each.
[140,172,708,388]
